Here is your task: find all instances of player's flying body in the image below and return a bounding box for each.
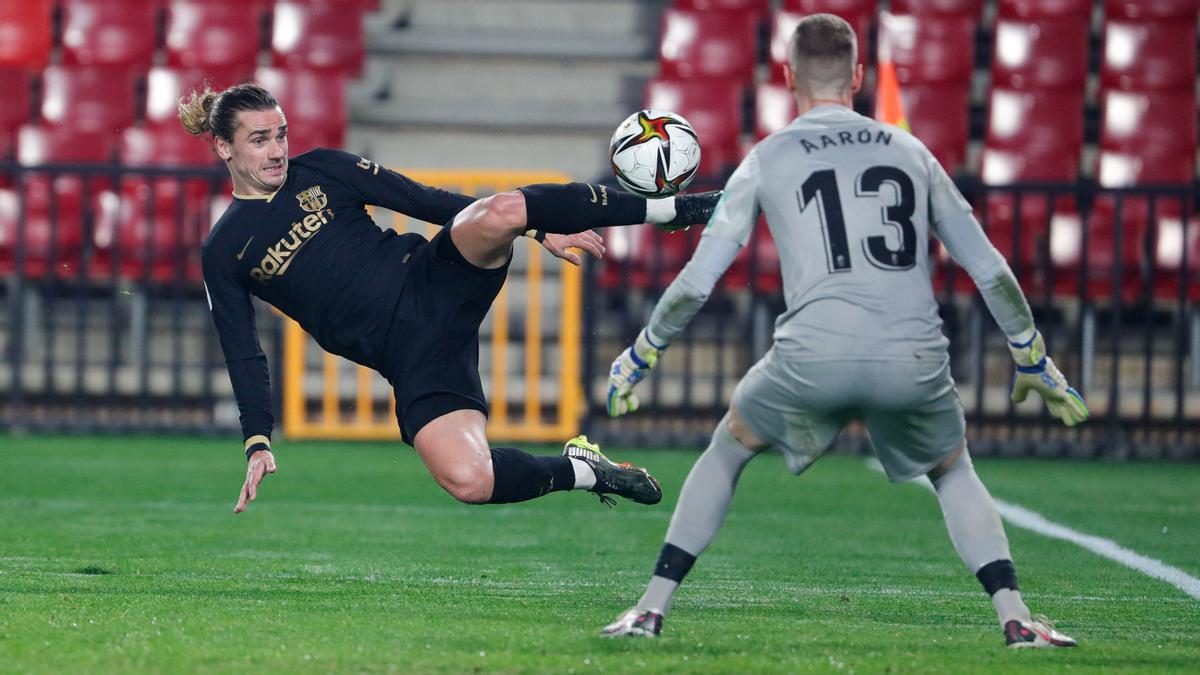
[179,84,719,513]
[601,15,1087,648]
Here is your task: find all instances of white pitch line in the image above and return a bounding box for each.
[866,458,1200,601]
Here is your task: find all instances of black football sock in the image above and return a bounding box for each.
[519,182,647,235]
[487,447,575,504]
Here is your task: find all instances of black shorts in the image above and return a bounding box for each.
[381,227,510,444]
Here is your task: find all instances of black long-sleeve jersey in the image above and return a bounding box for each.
[201,148,475,444]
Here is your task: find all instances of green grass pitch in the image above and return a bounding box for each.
[1,436,1198,673]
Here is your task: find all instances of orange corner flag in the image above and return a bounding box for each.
[875,11,910,131]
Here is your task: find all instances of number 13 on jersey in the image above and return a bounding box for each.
[799,166,918,273]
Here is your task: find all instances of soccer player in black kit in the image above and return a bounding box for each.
[179,84,718,513]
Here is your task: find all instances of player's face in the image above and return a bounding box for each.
[217,108,289,196]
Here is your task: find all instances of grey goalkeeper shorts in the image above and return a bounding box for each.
[731,348,965,482]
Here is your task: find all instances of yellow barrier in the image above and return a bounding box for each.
[282,170,583,443]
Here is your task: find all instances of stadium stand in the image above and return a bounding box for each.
[256,67,350,155]
[991,16,1089,89]
[61,0,159,69]
[659,7,761,81]
[998,0,1093,17]
[754,81,798,139]
[891,0,983,14]
[165,0,263,78]
[1101,18,1198,91]
[144,66,246,128]
[41,65,138,137]
[0,67,32,160]
[0,0,53,70]
[272,0,366,75]
[1105,0,1200,19]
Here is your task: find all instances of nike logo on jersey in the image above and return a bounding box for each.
[236,237,254,261]
[587,183,608,206]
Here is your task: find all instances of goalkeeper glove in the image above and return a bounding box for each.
[607,329,668,417]
[1008,331,1089,427]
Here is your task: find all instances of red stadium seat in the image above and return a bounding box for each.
[645,77,744,178]
[121,126,217,168]
[992,17,1089,89]
[17,123,113,165]
[886,13,976,84]
[903,82,970,173]
[255,67,348,155]
[41,66,138,136]
[110,126,216,280]
[938,192,1077,296]
[998,0,1093,17]
[983,87,1084,186]
[165,0,260,77]
[0,177,88,279]
[272,1,365,75]
[0,67,32,159]
[769,9,870,81]
[0,0,52,69]
[1098,89,1197,187]
[1101,19,1198,91]
[93,179,208,282]
[890,0,983,15]
[660,8,760,81]
[780,0,875,13]
[9,124,114,278]
[61,0,159,68]
[754,82,798,138]
[1105,0,1200,19]
[674,0,770,10]
[144,66,245,129]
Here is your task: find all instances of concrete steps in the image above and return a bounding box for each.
[348,0,664,179]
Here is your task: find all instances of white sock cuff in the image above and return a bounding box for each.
[644,196,677,224]
[569,457,596,490]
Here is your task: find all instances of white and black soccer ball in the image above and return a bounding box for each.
[608,109,701,198]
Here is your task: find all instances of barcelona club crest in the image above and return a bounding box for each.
[296,186,328,213]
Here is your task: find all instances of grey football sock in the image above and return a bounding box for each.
[638,415,756,615]
[930,447,1030,626]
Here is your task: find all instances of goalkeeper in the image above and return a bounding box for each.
[179,83,718,515]
[600,14,1087,648]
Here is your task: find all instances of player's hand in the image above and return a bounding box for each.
[607,329,668,417]
[542,230,605,266]
[1008,331,1089,427]
[235,449,277,513]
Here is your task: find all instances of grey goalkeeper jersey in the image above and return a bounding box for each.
[647,104,1033,361]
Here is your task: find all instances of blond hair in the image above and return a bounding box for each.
[176,83,280,141]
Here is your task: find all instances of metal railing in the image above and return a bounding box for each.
[1,162,1196,459]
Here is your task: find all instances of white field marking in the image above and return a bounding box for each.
[866,458,1200,601]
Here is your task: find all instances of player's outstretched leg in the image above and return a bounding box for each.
[928,443,1077,649]
[412,410,660,507]
[603,412,760,637]
[447,184,722,269]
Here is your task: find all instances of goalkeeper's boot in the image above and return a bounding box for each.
[1004,615,1078,648]
[658,190,722,232]
[563,435,662,506]
[601,607,664,638]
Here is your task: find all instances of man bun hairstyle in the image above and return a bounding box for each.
[788,13,857,99]
[177,83,280,142]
